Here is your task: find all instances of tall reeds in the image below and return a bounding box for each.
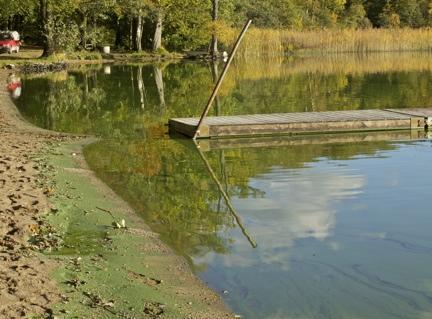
[226,28,432,57]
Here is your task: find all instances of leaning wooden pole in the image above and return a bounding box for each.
[193,20,252,139]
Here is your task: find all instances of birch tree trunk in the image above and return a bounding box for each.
[211,0,219,58]
[136,10,143,52]
[153,10,163,51]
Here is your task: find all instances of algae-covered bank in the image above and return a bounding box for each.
[0,69,231,318]
[43,140,232,318]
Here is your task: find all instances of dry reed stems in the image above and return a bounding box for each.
[226,28,432,57]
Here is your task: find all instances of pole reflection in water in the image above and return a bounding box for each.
[194,139,258,248]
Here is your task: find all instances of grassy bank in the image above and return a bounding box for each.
[0,48,184,68]
[37,140,231,318]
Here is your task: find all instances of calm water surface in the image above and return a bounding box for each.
[15,53,432,318]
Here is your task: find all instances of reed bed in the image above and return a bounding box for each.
[228,28,432,57]
[213,52,432,96]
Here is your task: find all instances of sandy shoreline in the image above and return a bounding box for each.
[0,69,69,317]
[0,68,232,318]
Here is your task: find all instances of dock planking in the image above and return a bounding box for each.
[169,108,432,139]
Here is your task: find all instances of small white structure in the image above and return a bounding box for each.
[222,51,229,62]
[9,31,20,41]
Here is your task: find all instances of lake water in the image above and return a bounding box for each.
[15,53,432,318]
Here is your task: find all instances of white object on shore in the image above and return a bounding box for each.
[103,46,110,54]
[10,31,20,41]
[222,51,228,62]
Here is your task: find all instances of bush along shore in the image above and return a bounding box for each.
[0,69,232,318]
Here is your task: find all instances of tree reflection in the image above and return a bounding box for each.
[83,136,398,271]
[16,54,432,139]
[153,65,166,113]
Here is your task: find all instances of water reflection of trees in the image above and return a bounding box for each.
[17,55,432,138]
[83,139,235,271]
[83,138,398,271]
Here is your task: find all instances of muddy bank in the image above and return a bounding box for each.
[0,69,232,318]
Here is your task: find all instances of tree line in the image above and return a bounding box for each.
[1,0,432,56]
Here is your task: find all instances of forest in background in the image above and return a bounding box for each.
[1,0,432,56]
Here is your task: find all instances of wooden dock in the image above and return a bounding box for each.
[169,108,432,139]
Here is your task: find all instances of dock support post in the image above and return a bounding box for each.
[193,19,252,139]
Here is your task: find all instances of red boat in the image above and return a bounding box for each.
[0,31,21,54]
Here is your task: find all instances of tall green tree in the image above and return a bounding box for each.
[379,0,401,27]
[38,0,82,56]
[342,0,370,28]
[394,0,425,27]
[0,0,35,30]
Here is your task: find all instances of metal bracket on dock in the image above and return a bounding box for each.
[425,117,432,129]
[412,116,432,129]
[410,117,426,129]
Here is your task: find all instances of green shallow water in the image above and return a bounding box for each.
[15,54,432,318]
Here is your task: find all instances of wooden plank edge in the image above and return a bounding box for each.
[168,119,196,138]
[169,119,211,138]
[196,130,421,152]
[207,118,414,138]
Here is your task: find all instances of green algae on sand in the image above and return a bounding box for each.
[41,140,231,318]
